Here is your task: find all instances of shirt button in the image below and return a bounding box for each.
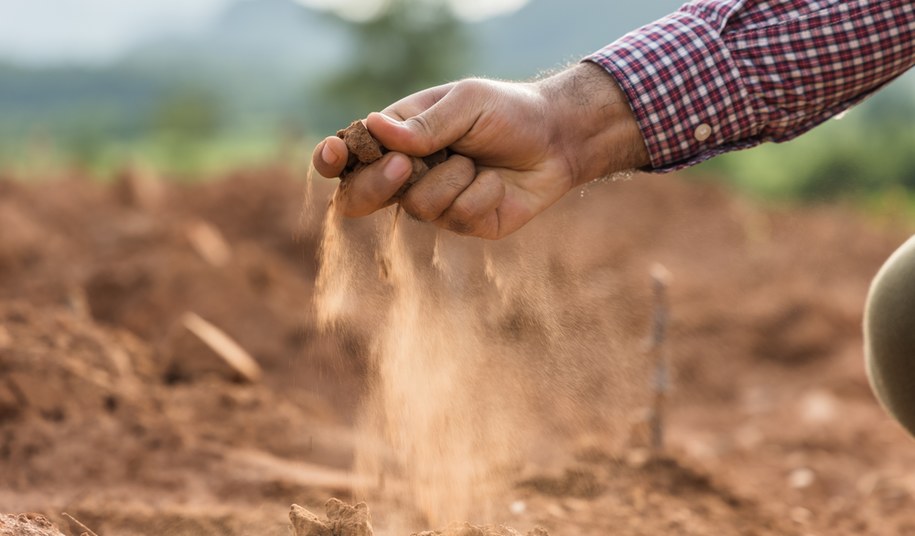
[694,123,712,141]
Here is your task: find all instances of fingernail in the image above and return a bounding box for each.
[321,142,340,165]
[383,155,411,182]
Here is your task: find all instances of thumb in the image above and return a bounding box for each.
[366,85,482,157]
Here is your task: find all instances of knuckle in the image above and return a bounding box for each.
[445,201,477,231]
[402,192,438,222]
[455,78,488,97]
[405,114,431,134]
[449,154,475,173]
[444,175,468,193]
[446,218,474,235]
[404,116,437,154]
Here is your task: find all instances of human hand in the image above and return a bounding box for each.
[312,62,649,239]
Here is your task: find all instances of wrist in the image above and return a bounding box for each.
[537,62,649,186]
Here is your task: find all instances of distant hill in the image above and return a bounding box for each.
[122,0,349,86]
[0,0,910,147]
[470,0,683,78]
[118,0,351,126]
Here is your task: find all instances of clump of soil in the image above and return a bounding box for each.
[413,525,549,536]
[336,120,450,197]
[290,499,373,536]
[290,500,547,536]
[0,513,65,536]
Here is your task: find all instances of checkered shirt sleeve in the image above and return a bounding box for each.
[586,0,915,171]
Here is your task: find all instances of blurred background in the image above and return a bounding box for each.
[2,0,911,205]
[3,3,915,535]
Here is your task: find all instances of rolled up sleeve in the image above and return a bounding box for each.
[586,0,915,171]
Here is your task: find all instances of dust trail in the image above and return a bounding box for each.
[314,192,647,528]
[314,200,354,330]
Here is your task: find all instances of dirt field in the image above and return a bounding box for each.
[1,163,914,535]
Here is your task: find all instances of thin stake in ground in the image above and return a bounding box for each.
[648,263,672,452]
[61,512,99,536]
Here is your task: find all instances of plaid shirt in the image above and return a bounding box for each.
[586,0,915,171]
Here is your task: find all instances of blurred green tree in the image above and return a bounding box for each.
[152,87,224,139]
[694,77,915,202]
[149,87,225,173]
[310,0,471,131]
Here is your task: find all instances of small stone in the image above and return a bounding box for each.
[325,498,373,536]
[788,467,816,489]
[799,390,838,424]
[789,506,813,524]
[289,504,332,536]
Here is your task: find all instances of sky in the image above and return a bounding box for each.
[0,0,527,65]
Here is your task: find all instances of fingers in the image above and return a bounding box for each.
[366,80,486,156]
[312,136,348,178]
[333,152,413,217]
[380,83,455,122]
[435,170,506,239]
[400,155,506,239]
[333,148,507,238]
[400,155,476,222]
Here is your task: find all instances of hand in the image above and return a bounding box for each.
[312,62,649,239]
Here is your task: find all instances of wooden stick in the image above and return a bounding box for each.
[181,312,262,383]
[648,263,672,452]
[61,512,100,536]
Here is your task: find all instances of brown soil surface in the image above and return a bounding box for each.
[0,513,65,536]
[1,164,914,535]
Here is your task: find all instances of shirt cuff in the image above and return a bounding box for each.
[585,10,760,172]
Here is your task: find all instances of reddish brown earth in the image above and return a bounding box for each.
[1,163,914,535]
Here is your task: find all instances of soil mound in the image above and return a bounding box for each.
[0,514,66,536]
[1,165,914,534]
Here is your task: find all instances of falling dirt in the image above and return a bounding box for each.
[2,161,915,535]
[313,168,647,527]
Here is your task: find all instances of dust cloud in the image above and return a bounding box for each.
[313,187,649,528]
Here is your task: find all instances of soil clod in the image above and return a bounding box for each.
[336,119,451,198]
[0,513,66,536]
[290,504,333,536]
[291,499,373,536]
[412,522,548,536]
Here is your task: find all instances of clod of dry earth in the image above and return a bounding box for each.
[0,513,66,536]
[336,120,449,197]
[413,525,550,536]
[290,500,548,536]
[290,499,372,536]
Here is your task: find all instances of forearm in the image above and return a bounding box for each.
[586,0,915,171]
[535,62,650,186]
